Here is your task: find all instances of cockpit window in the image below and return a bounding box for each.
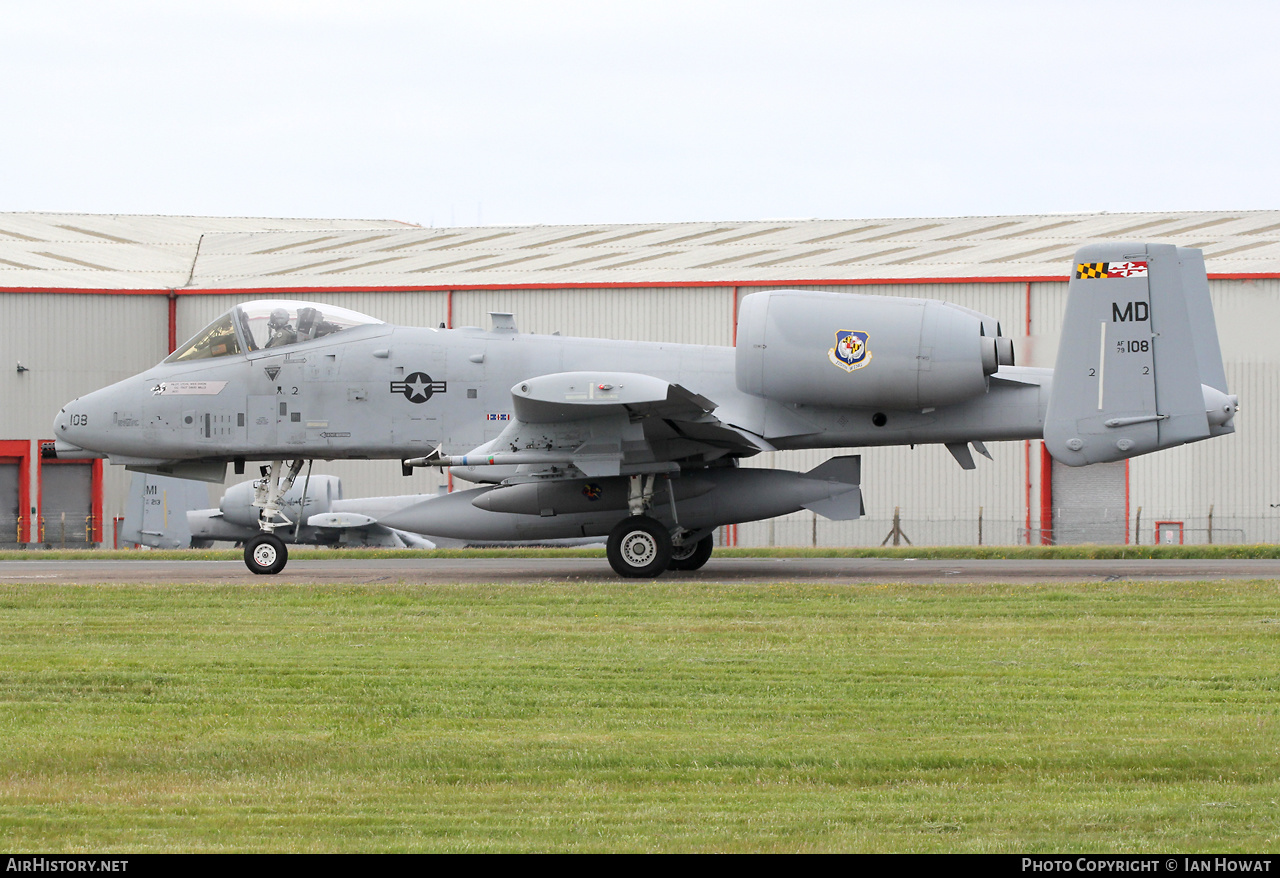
[165,300,383,363]
[166,313,242,362]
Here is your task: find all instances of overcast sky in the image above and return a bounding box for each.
[1,1,1275,227]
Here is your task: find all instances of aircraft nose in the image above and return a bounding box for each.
[52,405,80,442]
[48,395,108,459]
[46,405,98,459]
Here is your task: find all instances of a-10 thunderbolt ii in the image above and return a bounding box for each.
[121,471,604,551]
[120,472,440,550]
[49,242,1238,577]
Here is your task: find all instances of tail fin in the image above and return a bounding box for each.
[1044,243,1237,466]
[119,472,211,548]
[801,455,865,520]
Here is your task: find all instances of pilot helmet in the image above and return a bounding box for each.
[268,308,291,329]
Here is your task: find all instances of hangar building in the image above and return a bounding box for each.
[2,210,1275,549]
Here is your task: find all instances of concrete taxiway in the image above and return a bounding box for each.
[2,557,1279,585]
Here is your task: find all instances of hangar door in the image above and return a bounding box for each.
[0,441,30,547]
[39,461,97,547]
[1050,459,1128,545]
[0,461,20,548]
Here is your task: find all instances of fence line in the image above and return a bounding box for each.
[722,513,1280,548]
[1,512,1277,550]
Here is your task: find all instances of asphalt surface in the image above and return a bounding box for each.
[2,556,1279,585]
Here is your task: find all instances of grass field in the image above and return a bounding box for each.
[0,577,1277,852]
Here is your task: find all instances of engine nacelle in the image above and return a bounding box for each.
[218,474,340,528]
[735,289,1013,410]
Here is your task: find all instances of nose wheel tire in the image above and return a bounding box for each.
[606,515,672,579]
[668,534,714,571]
[245,533,288,575]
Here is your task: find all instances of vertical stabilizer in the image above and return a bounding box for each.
[119,473,211,548]
[1044,243,1236,466]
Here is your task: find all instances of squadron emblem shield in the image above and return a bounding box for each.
[829,330,871,373]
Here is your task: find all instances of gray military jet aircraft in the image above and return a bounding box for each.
[122,471,601,558]
[188,475,439,552]
[121,472,438,553]
[49,243,1238,577]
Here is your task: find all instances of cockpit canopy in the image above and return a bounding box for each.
[165,300,384,363]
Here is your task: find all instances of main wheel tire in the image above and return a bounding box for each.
[606,515,672,579]
[668,535,714,571]
[245,533,288,575]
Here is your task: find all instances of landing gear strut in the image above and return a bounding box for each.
[243,459,306,575]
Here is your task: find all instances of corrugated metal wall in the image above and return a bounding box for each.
[1124,279,1276,543]
[3,293,169,437]
[1,293,173,532]
[732,441,1033,548]
[453,287,736,344]
[174,287,736,346]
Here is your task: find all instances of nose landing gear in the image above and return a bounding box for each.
[242,459,305,575]
[245,532,288,575]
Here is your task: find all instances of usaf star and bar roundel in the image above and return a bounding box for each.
[828,330,871,373]
[1076,261,1148,279]
[390,372,447,404]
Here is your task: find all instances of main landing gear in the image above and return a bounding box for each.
[243,459,305,575]
[604,474,715,578]
[607,515,671,578]
[668,534,714,571]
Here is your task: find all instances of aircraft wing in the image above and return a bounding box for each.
[516,370,769,458]
[305,512,437,548]
[422,371,768,481]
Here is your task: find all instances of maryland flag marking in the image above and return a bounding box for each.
[1076,261,1148,279]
